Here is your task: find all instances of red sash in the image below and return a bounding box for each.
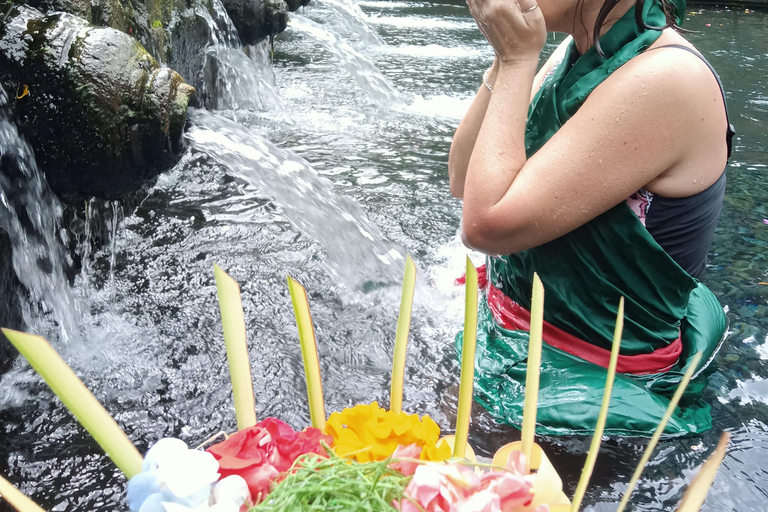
[457,265,682,375]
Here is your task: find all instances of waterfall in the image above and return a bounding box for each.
[194,0,284,112]
[185,109,404,289]
[0,88,81,342]
[314,0,385,47]
[287,15,401,104]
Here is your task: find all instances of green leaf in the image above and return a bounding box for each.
[676,432,730,512]
[570,297,624,512]
[390,255,417,414]
[521,272,544,471]
[454,257,478,458]
[288,277,326,430]
[214,264,257,431]
[1,329,143,479]
[0,474,46,512]
[616,351,704,512]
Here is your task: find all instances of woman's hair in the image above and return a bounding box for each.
[593,0,683,55]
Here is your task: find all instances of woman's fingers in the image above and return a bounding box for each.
[516,0,538,13]
[515,0,544,29]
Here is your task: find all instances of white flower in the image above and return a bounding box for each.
[212,475,250,507]
[128,438,221,512]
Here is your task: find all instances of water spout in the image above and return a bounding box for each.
[0,88,81,343]
[185,109,404,290]
[288,15,401,105]
[314,0,386,47]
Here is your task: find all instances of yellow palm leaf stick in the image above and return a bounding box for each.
[615,351,704,512]
[390,255,417,414]
[0,474,46,512]
[287,277,326,430]
[454,257,478,458]
[676,431,731,512]
[214,265,257,430]
[521,273,545,472]
[570,297,624,512]
[1,329,143,479]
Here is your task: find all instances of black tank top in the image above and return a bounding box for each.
[633,44,735,279]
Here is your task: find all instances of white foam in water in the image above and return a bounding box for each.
[367,16,476,30]
[358,1,465,8]
[405,94,473,120]
[382,44,487,59]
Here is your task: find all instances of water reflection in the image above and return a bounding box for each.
[0,3,766,512]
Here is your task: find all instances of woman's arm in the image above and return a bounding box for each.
[461,47,727,254]
[447,58,497,199]
[448,38,572,199]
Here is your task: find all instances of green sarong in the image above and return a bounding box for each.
[457,0,726,436]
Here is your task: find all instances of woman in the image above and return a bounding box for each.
[449,0,732,435]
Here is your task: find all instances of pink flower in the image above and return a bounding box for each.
[400,462,481,512]
[455,490,502,512]
[390,444,423,477]
[480,473,533,511]
[207,418,331,501]
[400,459,534,512]
[503,451,527,476]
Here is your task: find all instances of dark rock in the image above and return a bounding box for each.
[19,0,297,61]
[0,229,22,373]
[219,0,287,46]
[166,2,222,100]
[0,5,195,200]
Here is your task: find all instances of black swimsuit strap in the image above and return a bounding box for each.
[649,44,736,159]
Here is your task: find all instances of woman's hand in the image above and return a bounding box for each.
[467,0,546,63]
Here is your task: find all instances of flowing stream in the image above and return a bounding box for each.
[1,2,767,511]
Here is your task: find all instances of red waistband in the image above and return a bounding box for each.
[459,264,681,375]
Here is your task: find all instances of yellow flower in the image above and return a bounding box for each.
[324,402,451,463]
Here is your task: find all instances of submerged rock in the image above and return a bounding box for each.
[0,6,195,199]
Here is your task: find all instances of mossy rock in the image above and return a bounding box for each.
[0,6,195,200]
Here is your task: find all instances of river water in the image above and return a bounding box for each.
[1,3,767,511]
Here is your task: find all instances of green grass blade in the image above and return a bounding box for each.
[287,277,326,430]
[521,272,544,471]
[390,255,417,414]
[1,329,143,479]
[616,351,704,512]
[0,474,46,512]
[454,257,478,458]
[570,297,624,512]
[676,431,730,512]
[214,264,257,430]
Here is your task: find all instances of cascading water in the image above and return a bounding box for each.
[0,88,80,343]
[2,0,767,510]
[287,15,401,104]
[185,109,404,289]
[191,0,283,111]
[314,0,385,46]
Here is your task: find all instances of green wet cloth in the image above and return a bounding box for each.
[461,0,727,436]
[458,283,725,436]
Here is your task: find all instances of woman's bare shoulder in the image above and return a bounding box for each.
[596,30,729,196]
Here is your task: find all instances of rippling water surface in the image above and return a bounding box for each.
[1,3,767,511]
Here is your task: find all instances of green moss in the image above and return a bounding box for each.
[151,19,161,28]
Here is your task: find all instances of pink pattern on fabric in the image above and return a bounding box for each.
[626,189,654,226]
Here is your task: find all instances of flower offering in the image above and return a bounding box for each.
[206,418,331,501]
[324,402,451,463]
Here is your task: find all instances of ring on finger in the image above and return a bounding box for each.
[521,4,539,12]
